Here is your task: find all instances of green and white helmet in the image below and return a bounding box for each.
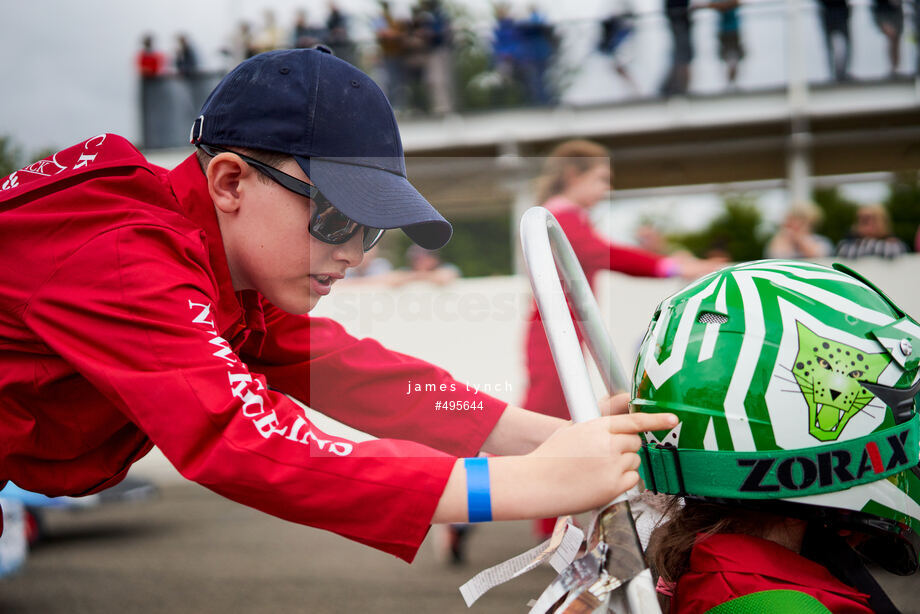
[632,260,920,574]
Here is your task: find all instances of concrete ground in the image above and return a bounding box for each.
[0,482,557,614]
[1,481,917,614]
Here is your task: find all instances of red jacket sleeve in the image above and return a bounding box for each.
[551,206,665,280]
[24,223,457,561]
[239,302,507,458]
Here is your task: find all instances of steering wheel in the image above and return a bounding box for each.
[520,206,661,614]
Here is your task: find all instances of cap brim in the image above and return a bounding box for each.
[297,157,452,250]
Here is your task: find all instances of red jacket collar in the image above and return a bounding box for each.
[165,154,247,336]
[690,533,870,600]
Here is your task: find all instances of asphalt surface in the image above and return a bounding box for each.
[0,482,556,614]
[1,482,917,613]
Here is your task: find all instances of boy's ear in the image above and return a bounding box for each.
[206,153,254,214]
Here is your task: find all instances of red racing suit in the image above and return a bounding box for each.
[521,196,672,419]
[0,135,507,561]
[672,534,874,613]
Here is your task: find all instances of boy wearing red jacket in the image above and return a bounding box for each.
[0,48,674,562]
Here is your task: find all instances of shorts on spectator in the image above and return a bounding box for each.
[718,31,745,62]
[872,5,903,35]
[668,15,694,63]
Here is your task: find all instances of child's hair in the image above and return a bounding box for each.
[534,139,610,205]
[647,498,803,584]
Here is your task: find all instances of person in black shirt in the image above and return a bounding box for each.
[660,0,694,95]
[818,0,851,81]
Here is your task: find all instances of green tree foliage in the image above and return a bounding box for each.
[442,214,512,276]
[812,187,857,245]
[884,172,920,251]
[0,136,58,181]
[669,195,767,261]
[389,213,512,277]
[0,135,24,178]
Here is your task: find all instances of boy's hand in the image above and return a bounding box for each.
[490,412,677,519]
[433,411,677,524]
[597,392,630,416]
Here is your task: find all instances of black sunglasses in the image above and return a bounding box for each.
[197,144,385,252]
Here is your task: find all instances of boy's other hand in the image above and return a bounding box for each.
[597,392,630,416]
[515,412,677,516]
[438,412,678,523]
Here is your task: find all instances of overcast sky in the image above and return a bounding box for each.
[0,0,903,156]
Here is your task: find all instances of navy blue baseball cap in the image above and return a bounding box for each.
[190,48,452,249]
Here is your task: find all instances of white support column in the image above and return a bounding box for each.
[786,0,809,112]
[787,118,813,204]
[786,0,812,205]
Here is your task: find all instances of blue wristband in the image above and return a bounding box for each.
[464,457,492,523]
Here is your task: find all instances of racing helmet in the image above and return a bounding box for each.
[632,260,920,574]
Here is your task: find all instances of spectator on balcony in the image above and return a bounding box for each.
[492,3,521,85]
[374,1,410,109]
[255,9,286,54]
[326,2,357,66]
[660,0,695,96]
[175,33,199,79]
[871,0,903,77]
[707,0,744,87]
[292,9,326,49]
[402,5,433,113]
[222,21,258,69]
[818,0,851,81]
[137,33,166,150]
[137,34,166,79]
[598,0,640,96]
[516,6,557,105]
[415,0,455,115]
[765,205,834,260]
[835,204,907,259]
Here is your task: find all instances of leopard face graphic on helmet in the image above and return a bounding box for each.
[790,322,890,442]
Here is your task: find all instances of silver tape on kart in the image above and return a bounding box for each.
[459,520,584,607]
[528,543,611,614]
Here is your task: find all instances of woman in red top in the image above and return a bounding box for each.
[521,140,715,420]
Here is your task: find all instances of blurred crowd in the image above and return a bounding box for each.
[635,199,918,264]
[221,4,358,67]
[137,0,920,116]
[343,243,462,286]
[765,202,912,260]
